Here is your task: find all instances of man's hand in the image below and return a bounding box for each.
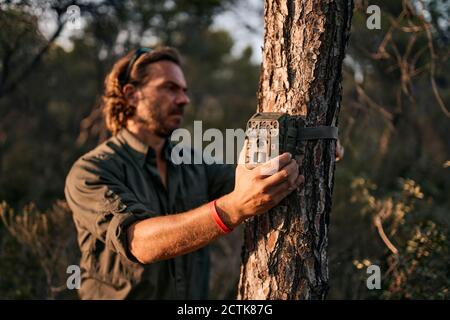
[217,145,304,228]
[336,139,344,162]
[127,143,303,264]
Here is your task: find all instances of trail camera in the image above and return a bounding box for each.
[245,112,339,169]
[245,113,296,169]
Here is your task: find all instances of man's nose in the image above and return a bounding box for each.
[176,91,190,106]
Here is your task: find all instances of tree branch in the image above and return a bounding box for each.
[374,215,399,255]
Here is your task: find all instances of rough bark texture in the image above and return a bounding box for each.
[238,0,353,300]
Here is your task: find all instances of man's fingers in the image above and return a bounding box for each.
[237,139,249,166]
[270,174,305,203]
[270,180,292,196]
[262,160,298,187]
[271,173,303,195]
[335,139,344,162]
[257,152,293,176]
[295,173,305,186]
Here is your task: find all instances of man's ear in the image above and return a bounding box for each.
[122,84,139,107]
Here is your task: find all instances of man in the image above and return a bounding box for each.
[65,47,302,299]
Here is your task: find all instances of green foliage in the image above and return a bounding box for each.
[0,201,79,299]
[387,220,449,299]
[342,178,449,299]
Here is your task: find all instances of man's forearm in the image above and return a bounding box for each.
[127,194,239,264]
[127,152,302,265]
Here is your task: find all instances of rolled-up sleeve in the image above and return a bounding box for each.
[65,156,154,262]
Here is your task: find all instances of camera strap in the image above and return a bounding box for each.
[283,116,338,155]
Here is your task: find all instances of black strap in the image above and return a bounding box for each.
[297,126,338,140]
[120,47,152,86]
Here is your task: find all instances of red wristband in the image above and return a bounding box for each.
[209,200,232,233]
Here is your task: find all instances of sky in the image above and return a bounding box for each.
[212,0,264,63]
[38,0,264,63]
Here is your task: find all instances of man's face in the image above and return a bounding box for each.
[131,60,190,137]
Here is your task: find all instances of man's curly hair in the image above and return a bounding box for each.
[102,47,181,135]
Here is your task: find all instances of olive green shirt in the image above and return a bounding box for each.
[65,128,235,299]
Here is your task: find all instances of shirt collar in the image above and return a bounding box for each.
[118,128,173,167]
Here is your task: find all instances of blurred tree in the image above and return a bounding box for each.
[0,0,247,209]
[0,0,117,98]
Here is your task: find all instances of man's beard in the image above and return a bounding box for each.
[154,126,173,138]
[134,115,172,137]
[134,109,175,138]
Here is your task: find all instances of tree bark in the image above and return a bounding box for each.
[238,0,354,299]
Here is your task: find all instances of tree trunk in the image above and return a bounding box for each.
[238,0,354,299]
